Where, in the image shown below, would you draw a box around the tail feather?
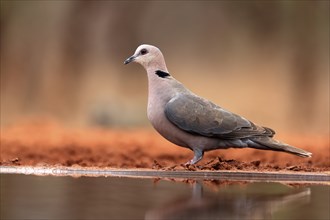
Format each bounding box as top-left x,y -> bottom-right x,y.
249,137 -> 312,158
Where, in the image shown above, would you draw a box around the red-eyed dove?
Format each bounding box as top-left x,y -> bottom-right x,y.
124,44 -> 312,164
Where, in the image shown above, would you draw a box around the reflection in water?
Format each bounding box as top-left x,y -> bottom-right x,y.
145,182 -> 311,220
1,174 -> 328,220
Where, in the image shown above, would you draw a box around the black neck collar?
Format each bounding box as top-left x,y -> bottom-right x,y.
155,70 -> 171,78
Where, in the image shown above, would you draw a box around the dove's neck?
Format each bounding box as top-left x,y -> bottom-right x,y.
144,57 -> 168,74
146,65 -> 171,98
144,57 -> 170,88
145,62 -> 177,119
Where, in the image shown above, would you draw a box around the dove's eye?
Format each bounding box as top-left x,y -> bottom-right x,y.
140,49 -> 148,55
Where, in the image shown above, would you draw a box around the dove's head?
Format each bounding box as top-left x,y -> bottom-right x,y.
124,44 -> 167,71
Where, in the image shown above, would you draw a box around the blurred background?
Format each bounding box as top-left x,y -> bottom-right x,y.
1,1 -> 329,134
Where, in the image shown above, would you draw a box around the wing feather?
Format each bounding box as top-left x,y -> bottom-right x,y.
164,94 -> 274,139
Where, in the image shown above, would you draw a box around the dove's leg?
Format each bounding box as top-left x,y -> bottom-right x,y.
186,148 -> 204,165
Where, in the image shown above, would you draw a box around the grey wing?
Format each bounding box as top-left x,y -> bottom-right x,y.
164,94 -> 274,139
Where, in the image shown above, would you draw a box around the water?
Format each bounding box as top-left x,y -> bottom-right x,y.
1,174 -> 329,220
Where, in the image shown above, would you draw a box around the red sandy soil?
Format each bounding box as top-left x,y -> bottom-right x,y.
1,120 -> 329,172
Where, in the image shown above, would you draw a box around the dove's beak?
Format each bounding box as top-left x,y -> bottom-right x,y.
124,55 -> 137,65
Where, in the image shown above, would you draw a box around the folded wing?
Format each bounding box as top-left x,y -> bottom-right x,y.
165,94 -> 274,139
